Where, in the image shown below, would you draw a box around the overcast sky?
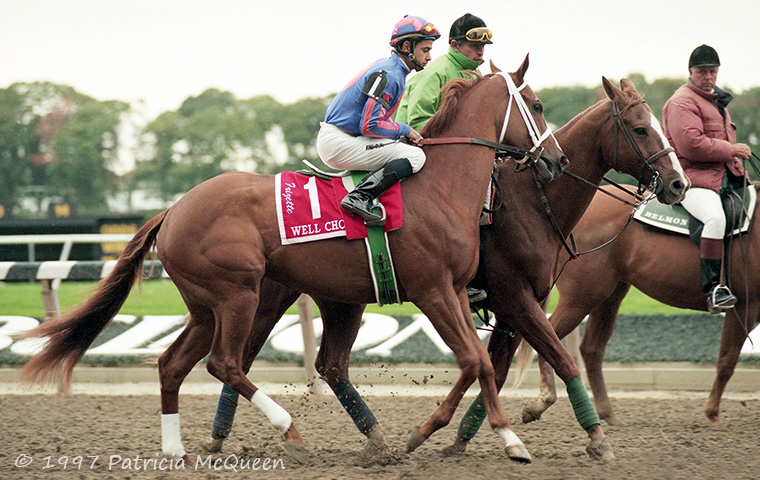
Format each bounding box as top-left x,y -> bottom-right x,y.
2,0 -> 759,118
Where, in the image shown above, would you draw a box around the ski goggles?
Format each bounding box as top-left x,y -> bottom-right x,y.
462,27 -> 493,43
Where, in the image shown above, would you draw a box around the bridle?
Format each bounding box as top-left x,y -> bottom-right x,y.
496,72 -> 555,164
532,98 -> 676,297
421,72 -> 560,171
610,100 -> 673,196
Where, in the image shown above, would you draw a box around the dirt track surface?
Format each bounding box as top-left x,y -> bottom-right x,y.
2,392 -> 759,479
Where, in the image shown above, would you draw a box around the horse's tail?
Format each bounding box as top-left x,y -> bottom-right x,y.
16,209 -> 169,392
511,338 -> 535,389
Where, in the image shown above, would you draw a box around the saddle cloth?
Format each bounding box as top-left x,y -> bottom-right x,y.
275,171 -> 403,245
633,186 -> 756,237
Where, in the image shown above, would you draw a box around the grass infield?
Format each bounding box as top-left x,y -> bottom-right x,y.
1,279 -> 699,318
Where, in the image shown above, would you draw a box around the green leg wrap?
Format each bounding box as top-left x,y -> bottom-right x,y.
566,376 -> 600,433
333,381 -> 377,435
457,393 -> 487,440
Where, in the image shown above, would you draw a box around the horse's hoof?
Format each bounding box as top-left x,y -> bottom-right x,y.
360,440 -> 399,466
586,437 -> 615,461
284,442 -> 308,465
600,413 -> 623,426
441,438 -> 468,457
521,403 -> 542,424
200,437 -> 224,453
705,408 -> 721,426
182,454 -> 195,466
406,427 -> 425,453
505,443 -> 532,463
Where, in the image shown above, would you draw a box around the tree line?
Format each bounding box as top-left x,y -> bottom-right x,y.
1,74 -> 758,217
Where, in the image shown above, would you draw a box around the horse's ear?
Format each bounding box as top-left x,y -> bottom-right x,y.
514,53 -> 530,84
619,78 -> 640,95
490,60 -> 501,74
602,76 -> 625,102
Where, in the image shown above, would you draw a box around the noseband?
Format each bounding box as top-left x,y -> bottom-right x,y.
611,101 -> 674,195
497,72 -> 554,165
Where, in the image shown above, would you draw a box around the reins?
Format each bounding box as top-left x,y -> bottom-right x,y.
419,136 -> 543,164
529,99 -> 670,300
420,72 -> 561,218
419,71 -> 556,165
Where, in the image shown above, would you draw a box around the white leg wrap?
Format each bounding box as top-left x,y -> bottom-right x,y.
161,413 -> 186,459
251,390 -> 292,434
497,427 -> 524,448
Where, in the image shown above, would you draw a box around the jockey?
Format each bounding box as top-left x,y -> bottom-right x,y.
663,44 -> 752,313
395,13 -> 493,303
396,13 -> 493,131
316,15 -> 440,225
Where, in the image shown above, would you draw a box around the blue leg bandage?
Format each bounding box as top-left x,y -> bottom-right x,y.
211,384 -> 240,439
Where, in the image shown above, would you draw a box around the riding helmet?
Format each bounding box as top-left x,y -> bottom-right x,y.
449,13 -> 493,44
390,15 -> 441,46
689,44 -> 720,68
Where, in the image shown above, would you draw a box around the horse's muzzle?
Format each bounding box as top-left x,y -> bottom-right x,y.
535,155 -> 569,183
654,175 -> 689,205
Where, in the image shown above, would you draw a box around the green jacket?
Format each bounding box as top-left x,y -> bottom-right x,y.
395,47 -> 482,131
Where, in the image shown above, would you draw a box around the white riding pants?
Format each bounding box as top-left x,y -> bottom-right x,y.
679,187 -> 726,240
316,123 -> 426,173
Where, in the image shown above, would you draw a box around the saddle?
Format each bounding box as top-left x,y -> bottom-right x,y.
633,183 -> 756,244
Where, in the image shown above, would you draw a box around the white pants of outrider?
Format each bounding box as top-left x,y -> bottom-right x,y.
680,187 -> 725,259
680,186 -> 735,310
316,122 -> 426,173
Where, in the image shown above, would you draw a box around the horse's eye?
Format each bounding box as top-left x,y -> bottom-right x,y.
633,127 -> 647,136
532,103 -> 543,114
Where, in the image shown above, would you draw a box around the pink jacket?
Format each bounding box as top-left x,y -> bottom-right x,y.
662,81 -> 745,192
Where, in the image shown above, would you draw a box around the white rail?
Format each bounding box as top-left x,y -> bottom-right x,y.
0,233 -> 136,290
0,233 -> 134,263
0,234 -> 320,391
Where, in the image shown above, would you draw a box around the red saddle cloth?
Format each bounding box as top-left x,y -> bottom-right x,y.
275,171 -> 403,245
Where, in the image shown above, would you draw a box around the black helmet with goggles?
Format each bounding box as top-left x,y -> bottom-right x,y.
449,13 -> 493,44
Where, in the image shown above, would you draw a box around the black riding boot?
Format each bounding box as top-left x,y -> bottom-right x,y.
341,158 -> 413,225
701,258 -> 737,313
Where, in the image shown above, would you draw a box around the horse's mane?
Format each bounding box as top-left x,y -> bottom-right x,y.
421,71 -> 492,138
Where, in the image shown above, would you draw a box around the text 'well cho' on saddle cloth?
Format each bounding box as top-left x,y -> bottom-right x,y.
274,171 -> 403,245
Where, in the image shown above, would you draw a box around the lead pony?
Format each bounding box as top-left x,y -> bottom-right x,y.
202,76 -> 688,461
522,183 -> 758,427
444,77 -> 689,454
17,57 -> 566,464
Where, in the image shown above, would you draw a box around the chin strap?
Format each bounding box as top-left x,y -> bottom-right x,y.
395,43 -> 425,71
396,50 -> 424,71
409,54 -> 425,72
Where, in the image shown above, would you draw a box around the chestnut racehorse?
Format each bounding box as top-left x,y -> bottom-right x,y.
520,183 -> 758,427
17,57 -> 568,464
201,77 -> 689,461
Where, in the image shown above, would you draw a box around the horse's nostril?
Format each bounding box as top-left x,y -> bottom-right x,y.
671,180 -> 686,193
559,156 -> 569,169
